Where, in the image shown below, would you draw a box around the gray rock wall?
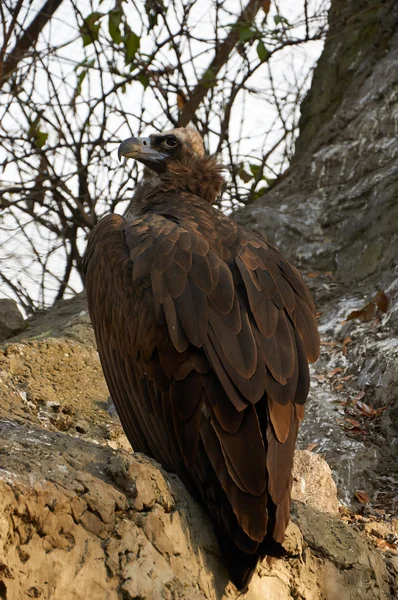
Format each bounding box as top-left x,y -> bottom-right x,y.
237,0 -> 398,504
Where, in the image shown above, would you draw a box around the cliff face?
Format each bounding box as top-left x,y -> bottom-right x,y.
242,0 -> 398,287
0,311 -> 395,600
237,0 -> 398,504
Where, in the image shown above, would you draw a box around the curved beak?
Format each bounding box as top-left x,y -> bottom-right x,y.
118,136 -> 168,173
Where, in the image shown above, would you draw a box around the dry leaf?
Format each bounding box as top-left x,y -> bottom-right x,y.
375,538 -> 396,551
357,400 -> 375,416
342,337 -> 352,355
355,490 -> 371,503
353,390 -> 366,402
373,508 -> 386,516
314,374 -> 326,382
347,303 -> 374,322
306,442 -> 319,452
177,92 -> 186,109
262,0 -> 271,14
347,290 -> 389,322
346,418 -> 362,428
374,290 -> 389,313
344,418 -> 367,434
327,367 -> 344,378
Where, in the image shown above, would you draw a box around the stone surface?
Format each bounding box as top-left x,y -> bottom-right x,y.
236,0 -> 398,505
0,298 -> 27,341
0,417 -> 392,600
0,298 -> 396,598
292,451 -> 339,515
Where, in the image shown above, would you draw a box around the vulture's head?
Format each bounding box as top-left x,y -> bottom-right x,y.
118,127 -> 224,204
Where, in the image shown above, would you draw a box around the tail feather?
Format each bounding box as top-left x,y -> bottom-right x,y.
214,526 -> 259,591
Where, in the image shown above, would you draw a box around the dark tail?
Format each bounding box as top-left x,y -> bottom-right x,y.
215,528 -> 259,591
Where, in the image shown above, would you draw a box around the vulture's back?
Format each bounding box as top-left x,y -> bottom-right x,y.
84,193 -> 319,590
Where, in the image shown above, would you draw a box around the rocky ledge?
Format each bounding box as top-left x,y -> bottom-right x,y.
0,298 -> 396,599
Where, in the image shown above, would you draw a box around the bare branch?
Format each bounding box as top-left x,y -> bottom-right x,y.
177,0 -> 264,126
0,0 -> 65,89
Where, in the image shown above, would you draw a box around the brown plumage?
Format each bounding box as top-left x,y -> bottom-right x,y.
84,127 -> 320,590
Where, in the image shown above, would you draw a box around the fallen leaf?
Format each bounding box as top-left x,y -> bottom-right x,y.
357,400 -> 376,416
355,490 -> 371,503
352,390 -> 366,402
306,442 -> 318,452
341,374 -> 354,381
347,303 -> 375,322
347,291 -> 389,322
314,374 -> 326,382
346,418 -> 362,428
374,290 -> 389,313
343,418 -> 367,434
342,337 -> 352,355
373,405 -> 389,417
327,367 -> 344,378
375,538 -> 396,551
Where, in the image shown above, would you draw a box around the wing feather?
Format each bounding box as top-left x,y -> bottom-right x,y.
84,200 -> 319,587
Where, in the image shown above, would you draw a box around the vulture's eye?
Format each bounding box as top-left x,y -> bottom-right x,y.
164,137 -> 178,148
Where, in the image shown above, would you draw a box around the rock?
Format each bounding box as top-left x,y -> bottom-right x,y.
7,292 -> 95,346
292,450 -> 339,515
0,328 -> 394,598
236,0 -> 398,505
0,420 -> 392,600
0,318 -> 396,599
0,299 -> 27,342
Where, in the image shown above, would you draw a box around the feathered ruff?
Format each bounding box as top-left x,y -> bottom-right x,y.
131,154 -> 225,208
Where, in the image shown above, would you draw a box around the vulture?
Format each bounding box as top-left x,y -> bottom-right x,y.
84,127 -> 320,590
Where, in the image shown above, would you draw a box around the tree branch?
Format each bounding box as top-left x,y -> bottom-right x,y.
177,0 -> 264,127
0,0 -> 64,89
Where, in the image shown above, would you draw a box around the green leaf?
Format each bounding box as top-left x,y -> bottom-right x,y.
145,0 -> 166,31
239,27 -> 255,42
138,73 -> 149,89
249,163 -> 262,178
202,67 -> 216,89
124,32 -> 140,64
237,163 -> 252,183
85,11 -> 103,27
71,69 -> 88,108
252,186 -> 268,201
108,10 -> 123,44
256,40 -> 268,62
28,121 -> 48,149
77,69 -> 88,85
274,15 -> 290,26
80,12 -> 103,46
35,131 -> 48,149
